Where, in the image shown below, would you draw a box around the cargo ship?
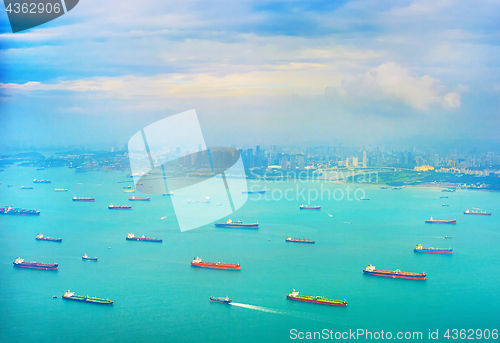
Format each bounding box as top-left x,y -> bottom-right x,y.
414,244 -> 453,254
55,188 -> 68,192
444,236 -> 452,239
425,216 -> 456,224
242,189 -> 267,194
163,192 -> 174,196
82,253 -> 98,261
441,188 -> 456,192
439,196 -> 448,198
129,196 -> 151,201
285,237 -> 315,244
209,296 -> 232,304
300,205 -> 321,210
126,233 -> 162,242
190,257 -> 240,270
13,257 -> 58,270
108,204 -> 131,209
33,179 -> 51,183
73,197 -> 95,202
442,204 -> 449,207
363,264 -> 426,280
360,197 -> 370,200
214,219 -> 259,229
21,186 -> 33,189
464,209 -> 491,216
1,206 -> 40,215
123,189 -> 136,193
36,234 -> 62,242
286,290 -> 347,306
62,290 -> 113,305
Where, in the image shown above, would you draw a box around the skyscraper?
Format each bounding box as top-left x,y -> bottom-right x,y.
281,154 -> 288,170
363,151 -> 367,168
290,155 -> 297,170
298,155 -> 305,170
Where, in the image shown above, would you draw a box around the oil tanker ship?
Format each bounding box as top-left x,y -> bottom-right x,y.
190,257 -> 240,270
73,197 -> 95,202
126,233 -> 162,242
285,237 -> 315,244
363,264 -> 426,280
425,216 -> 456,224
209,296 -> 232,304
286,290 -> 347,306
36,234 -> 62,242
62,290 -> 113,305
214,219 -> 259,229
414,244 -> 453,254
108,204 -> 131,209
300,204 -> 321,210
13,257 -> 58,270
1,206 -> 40,215
128,196 -> 151,201
464,209 -> 491,215
82,253 -> 98,261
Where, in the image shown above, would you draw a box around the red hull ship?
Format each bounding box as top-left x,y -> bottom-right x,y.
13,257 -> 58,270
190,257 -> 240,270
36,234 -> 62,242
363,264 -> 426,280
126,233 -> 162,242
129,196 -> 151,201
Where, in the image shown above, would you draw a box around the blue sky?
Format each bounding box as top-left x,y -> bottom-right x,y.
0,0 -> 499,149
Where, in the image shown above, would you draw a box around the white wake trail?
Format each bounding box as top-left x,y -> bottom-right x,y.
228,302 -> 343,325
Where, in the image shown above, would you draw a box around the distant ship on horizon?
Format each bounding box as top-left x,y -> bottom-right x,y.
464,209 -> 491,215
214,219 -> 259,229
425,216 -> 456,224
36,234 -> 62,242
300,204 -> 321,210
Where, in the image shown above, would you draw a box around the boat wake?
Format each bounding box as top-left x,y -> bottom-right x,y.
229,303 -> 341,324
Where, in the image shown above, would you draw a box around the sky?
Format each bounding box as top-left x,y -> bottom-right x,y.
0,0 -> 499,150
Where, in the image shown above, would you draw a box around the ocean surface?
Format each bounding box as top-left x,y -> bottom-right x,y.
1,166 -> 499,342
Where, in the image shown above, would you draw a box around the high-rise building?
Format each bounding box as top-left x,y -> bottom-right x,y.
298,155 -> 305,169
353,157 -> 358,168
281,154 -> 288,170
363,151 -> 367,168
290,155 -> 297,170
345,158 -> 349,168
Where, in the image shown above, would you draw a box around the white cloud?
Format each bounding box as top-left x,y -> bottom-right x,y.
332,62 -> 461,110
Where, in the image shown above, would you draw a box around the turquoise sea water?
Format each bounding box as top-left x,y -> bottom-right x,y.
0,166 -> 499,342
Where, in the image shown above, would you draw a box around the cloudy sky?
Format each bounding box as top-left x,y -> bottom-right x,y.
0,0 -> 499,150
